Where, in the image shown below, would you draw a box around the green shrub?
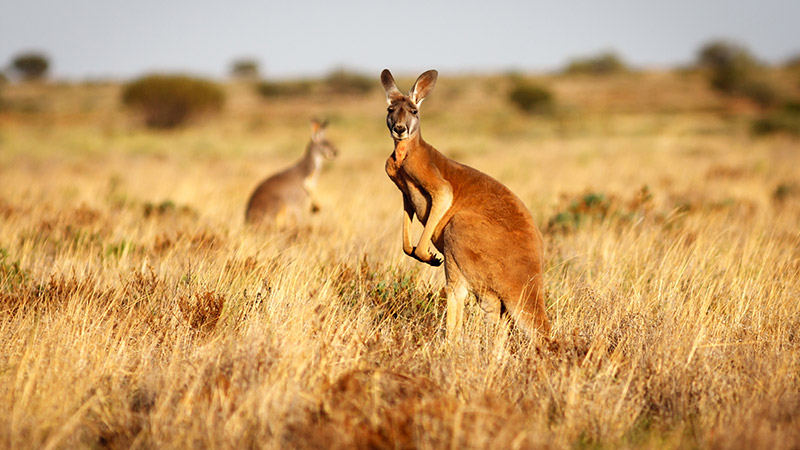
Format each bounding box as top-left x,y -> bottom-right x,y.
547,186 -> 653,233
548,192 -> 612,232
739,79 -> 782,108
324,69 -> 373,95
772,182 -> 799,204
508,81 -> 555,115
697,41 -> 757,71
0,73 -> 5,110
707,58 -> 753,94
784,54 -> 800,70
256,70 -> 372,99
121,74 -> 225,129
700,41 -> 757,94
564,52 -> 628,75
0,247 -> 28,293
752,102 -> 800,136
707,53 -> 758,94
230,59 -> 259,79
256,79 -> 314,98
10,51 -> 49,81
696,40 -> 783,107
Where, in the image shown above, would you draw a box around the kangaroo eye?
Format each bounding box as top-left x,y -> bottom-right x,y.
410,110 -> 418,115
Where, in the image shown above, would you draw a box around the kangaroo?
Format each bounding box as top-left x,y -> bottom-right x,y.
245,120 -> 338,226
381,69 -> 550,339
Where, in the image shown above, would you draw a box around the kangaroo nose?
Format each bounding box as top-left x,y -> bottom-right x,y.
393,124 -> 407,134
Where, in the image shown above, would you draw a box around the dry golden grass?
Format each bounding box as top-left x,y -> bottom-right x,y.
1,71 -> 799,449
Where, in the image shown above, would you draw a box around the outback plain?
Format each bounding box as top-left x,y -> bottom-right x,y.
1,67 -> 800,449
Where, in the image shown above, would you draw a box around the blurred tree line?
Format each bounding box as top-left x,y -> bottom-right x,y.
2,42 -> 799,134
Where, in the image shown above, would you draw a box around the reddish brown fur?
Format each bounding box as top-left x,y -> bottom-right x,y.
382,69 -> 550,338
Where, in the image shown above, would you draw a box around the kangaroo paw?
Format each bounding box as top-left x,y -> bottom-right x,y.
412,247 -> 444,267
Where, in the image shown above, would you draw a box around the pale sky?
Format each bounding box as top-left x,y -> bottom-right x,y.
1,0 -> 798,80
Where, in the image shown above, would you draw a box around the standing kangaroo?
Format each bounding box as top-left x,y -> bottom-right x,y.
245,120 -> 338,226
381,69 -> 550,339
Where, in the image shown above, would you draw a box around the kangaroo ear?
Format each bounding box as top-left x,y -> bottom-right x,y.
312,118 -> 328,130
311,119 -> 326,141
381,69 -> 403,105
409,70 -> 438,106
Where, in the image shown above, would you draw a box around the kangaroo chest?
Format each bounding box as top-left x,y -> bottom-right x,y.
386,156 -> 432,224
300,153 -> 323,195
302,170 -> 320,194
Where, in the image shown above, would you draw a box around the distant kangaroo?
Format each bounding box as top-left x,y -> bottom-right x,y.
245,120 -> 338,226
381,69 -> 550,339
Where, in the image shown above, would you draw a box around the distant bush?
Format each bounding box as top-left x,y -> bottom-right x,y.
122,74 -> 225,129
0,73 -> 6,109
739,79 -> 782,108
696,40 -> 782,107
255,70 -> 373,99
698,41 -> 758,92
10,51 -> 49,81
508,81 -> 555,115
772,182 -> 800,204
564,52 -> 628,75
697,41 -> 757,70
324,69 -> 373,95
230,59 -> 259,80
256,79 -> 314,98
782,54 -> 800,71
752,102 -> 800,136
548,192 -> 612,232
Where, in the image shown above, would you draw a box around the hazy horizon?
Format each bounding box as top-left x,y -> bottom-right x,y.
2,0 -> 799,81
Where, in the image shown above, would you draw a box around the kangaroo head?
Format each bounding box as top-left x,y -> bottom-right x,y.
381,69 -> 438,141
309,119 -> 338,160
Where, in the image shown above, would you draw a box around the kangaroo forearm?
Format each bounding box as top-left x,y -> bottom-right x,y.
402,195 -> 415,255
402,213 -> 414,256
415,188 -> 452,253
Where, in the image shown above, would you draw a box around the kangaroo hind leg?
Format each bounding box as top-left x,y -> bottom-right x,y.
444,261 -> 469,341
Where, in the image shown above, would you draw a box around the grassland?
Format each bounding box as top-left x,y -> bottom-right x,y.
1,70 -> 799,449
